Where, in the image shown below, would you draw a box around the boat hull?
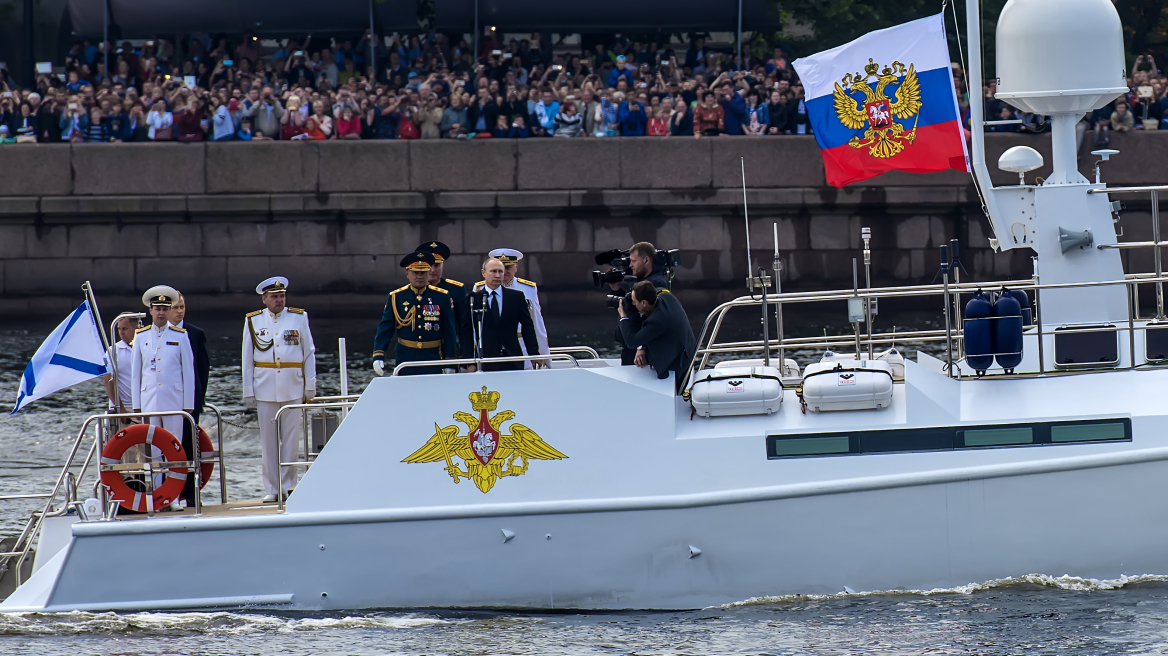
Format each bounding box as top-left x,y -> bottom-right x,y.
11,453 -> 1168,612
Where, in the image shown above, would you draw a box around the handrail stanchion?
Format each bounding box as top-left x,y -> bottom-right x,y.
939,245 -> 954,377
204,403 -> 228,503
1129,279 -> 1138,369
96,416 -> 109,512
774,229 -> 785,370
1153,190 -> 1164,319
184,411 -> 202,517
302,405 -> 309,487
339,337 -> 350,421
1032,257 -> 1044,375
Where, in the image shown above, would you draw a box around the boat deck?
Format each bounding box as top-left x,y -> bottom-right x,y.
115,498 -> 284,520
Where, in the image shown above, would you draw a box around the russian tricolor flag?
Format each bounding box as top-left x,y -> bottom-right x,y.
793,14 -> 969,187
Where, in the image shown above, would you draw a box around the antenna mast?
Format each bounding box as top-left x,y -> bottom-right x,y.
741,157 -> 753,289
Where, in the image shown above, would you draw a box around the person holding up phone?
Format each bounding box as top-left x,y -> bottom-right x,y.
608,55 -> 634,88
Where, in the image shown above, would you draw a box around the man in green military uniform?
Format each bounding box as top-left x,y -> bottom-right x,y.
415,241 -> 471,359
372,252 -> 458,376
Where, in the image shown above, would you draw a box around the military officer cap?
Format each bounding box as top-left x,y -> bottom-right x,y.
401,251 -> 436,271
256,276 -> 289,294
489,248 -> 523,265
416,241 -> 451,263
141,285 -> 179,308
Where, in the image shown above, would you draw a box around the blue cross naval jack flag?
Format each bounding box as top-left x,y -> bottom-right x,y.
11,300 -> 110,414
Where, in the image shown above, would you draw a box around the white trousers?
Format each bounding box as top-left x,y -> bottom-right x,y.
257,399 -> 303,496
148,413 -> 184,440
147,414 -> 185,490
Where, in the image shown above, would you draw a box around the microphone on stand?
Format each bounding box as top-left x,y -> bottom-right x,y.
470,289 -> 485,364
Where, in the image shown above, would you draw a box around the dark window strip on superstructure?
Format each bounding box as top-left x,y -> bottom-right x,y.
766,418 -> 1131,459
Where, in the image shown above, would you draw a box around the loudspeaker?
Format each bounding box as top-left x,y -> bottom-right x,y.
1059,227 -> 1093,254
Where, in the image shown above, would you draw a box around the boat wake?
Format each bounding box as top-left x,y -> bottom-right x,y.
715,573 -> 1168,607
0,610 -> 454,636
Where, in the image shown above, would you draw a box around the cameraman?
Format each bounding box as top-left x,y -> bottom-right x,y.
616,281 -> 696,392
608,242 -> 669,364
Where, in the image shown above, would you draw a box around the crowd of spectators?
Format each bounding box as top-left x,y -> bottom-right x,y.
958,53 -> 1168,149
0,30 -> 1163,146
0,31 -> 815,143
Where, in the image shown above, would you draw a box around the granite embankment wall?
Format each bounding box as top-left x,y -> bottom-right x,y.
0,133 -> 1164,319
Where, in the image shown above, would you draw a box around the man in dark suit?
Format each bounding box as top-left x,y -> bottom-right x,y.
168,292 -> 211,505
469,258 -> 543,372
617,281 -> 696,392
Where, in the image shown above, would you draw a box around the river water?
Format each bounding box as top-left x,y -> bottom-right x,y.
3,313 -> 1168,654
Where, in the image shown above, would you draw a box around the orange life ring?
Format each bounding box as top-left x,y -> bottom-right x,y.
99,424 -> 188,512
196,426 -> 216,490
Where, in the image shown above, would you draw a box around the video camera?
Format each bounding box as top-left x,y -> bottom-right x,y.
591,248 -> 681,289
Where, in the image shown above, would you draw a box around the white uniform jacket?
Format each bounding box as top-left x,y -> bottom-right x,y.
130,323 -> 196,411
504,278 -> 550,356
242,307 -> 317,403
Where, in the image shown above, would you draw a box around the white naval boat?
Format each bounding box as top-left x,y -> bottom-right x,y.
5,0 -> 1168,612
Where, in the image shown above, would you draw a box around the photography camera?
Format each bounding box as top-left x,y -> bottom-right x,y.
591,248 -> 681,288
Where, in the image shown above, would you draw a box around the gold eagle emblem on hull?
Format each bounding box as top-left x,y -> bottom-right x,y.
833,59 -> 923,159
402,386 -> 566,493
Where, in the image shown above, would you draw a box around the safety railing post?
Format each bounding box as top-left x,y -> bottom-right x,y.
204,403 -> 228,504
1153,190 -> 1163,319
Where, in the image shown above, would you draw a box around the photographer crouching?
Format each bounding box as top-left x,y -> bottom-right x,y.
616,281 -> 696,392
594,241 -> 677,365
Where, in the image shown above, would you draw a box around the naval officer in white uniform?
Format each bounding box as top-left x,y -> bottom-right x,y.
131,286 -> 196,438
131,286 -> 196,509
242,276 -> 317,502
475,248 -> 550,369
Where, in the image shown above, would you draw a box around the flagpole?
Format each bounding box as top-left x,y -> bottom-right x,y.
82,281 -> 116,410
82,281 -> 112,355
82,280 -> 115,513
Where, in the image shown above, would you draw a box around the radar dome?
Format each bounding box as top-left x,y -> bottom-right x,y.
995,0 -> 1126,115
998,146 -> 1044,173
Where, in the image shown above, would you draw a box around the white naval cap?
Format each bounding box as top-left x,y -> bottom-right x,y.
142,285 -> 179,308
256,276 -> 289,294
488,248 -> 523,265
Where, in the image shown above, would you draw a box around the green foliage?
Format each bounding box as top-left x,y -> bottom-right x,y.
1116,0 -> 1168,59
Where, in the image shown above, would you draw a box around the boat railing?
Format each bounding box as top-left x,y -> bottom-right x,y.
273,400 -> 358,511
683,272 -> 1168,392
391,353 -> 579,375
549,346 -> 602,359
0,407 -> 231,587
1089,185 -> 1165,319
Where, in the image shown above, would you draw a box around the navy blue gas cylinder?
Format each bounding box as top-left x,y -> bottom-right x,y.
1005,288 -> 1032,326
994,287 -> 1024,373
964,289 -> 994,374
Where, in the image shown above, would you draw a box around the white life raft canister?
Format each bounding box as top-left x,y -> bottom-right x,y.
800,360 -> 894,412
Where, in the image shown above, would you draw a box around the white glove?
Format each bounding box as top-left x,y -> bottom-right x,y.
243,396 -> 256,409
304,388 -> 316,401
373,360 -> 385,377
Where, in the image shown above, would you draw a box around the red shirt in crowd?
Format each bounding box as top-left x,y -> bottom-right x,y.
335,115 -> 362,138
693,103 -> 724,134
174,109 -> 203,142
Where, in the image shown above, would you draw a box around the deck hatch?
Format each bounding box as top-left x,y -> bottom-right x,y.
767,418 -> 1130,459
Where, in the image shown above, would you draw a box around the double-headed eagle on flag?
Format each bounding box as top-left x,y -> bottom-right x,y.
833,58 -> 923,159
